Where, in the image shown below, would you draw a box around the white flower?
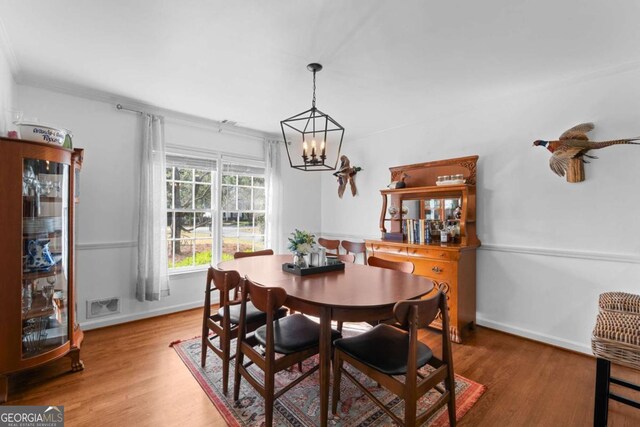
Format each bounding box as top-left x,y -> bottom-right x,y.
296,243 -> 312,254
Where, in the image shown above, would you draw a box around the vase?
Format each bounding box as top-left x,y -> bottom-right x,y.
293,252 -> 308,269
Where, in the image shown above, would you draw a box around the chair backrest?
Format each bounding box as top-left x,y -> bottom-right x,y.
341,240 -> 366,254
206,267 -> 242,309
341,240 -> 367,264
208,267 -> 241,293
393,288 -> 445,330
335,253 -> 356,263
243,277 -> 288,314
233,249 -> 274,259
367,256 -> 415,274
318,238 -> 340,254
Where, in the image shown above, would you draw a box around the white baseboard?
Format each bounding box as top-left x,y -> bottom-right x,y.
79,300 -> 592,355
80,300 -> 202,330
476,315 -> 591,355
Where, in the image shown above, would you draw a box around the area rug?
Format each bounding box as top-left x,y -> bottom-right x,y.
171,332 -> 485,426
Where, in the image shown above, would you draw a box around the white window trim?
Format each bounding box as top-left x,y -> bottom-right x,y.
165,146 -> 266,275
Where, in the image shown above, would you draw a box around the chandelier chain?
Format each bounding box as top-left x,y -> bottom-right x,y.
312,70 -> 316,109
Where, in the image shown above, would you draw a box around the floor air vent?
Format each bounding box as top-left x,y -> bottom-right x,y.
87,297 -> 120,318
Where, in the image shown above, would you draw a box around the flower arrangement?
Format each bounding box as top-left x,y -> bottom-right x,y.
287,229 -> 316,255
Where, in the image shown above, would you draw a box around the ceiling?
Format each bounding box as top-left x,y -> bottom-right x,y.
2,0 -> 640,139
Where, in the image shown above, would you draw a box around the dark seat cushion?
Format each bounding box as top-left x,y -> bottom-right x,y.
218,301 -> 287,325
254,314 -> 342,355
334,324 -> 433,375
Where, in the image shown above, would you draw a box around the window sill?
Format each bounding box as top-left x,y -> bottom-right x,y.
169,266 -> 210,277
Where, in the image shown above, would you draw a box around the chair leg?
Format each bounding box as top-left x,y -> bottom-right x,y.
233,348 -> 244,401
594,358 -> 611,427
337,321 -> 343,332
404,388 -> 417,427
222,334 -> 230,395
298,361 -> 303,372
332,351 -> 343,414
201,335 -> 208,368
264,370 -> 275,427
445,367 -> 457,426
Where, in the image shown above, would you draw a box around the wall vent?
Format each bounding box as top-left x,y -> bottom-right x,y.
86,297 -> 120,319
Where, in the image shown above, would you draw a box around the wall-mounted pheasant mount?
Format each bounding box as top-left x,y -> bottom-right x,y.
533,123 -> 640,183
332,155 -> 362,198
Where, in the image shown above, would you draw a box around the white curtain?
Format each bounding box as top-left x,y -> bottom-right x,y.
136,114 -> 170,301
264,139 -> 283,253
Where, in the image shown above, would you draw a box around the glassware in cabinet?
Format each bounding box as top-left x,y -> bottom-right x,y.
21,158 -> 70,359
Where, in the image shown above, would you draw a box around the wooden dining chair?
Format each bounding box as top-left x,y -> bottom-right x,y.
201,267 -> 286,395
318,238 -> 340,256
341,240 -> 367,264
233,277 -> 342,426
368,255 -> 415,274
332,287 -> 456,426
233,249 -> 274,259
334,253 -> 356,263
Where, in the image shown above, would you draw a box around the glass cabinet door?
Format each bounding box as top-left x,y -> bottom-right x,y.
21,159 -> 69,358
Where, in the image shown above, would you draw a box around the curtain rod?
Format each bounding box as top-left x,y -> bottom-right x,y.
115,103 -> 282,142
116,104 -> 144,114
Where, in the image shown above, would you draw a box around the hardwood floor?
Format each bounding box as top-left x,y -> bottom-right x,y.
3,308 -> 639,426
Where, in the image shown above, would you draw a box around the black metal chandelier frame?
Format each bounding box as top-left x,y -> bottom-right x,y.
281,63 -> 345,172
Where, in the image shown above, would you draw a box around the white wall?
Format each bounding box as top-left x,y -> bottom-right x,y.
320,67 -> 640,353
0,35 -> 17,134
17,85 -> 321,329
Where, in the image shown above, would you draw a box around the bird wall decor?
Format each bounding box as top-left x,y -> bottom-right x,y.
332,155 -> 362,198
388,172 -> 409,189
533,123 -> 640,183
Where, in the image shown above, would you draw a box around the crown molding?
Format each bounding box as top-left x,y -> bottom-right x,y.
0,16 -> 20,79
17,72 -> 282,141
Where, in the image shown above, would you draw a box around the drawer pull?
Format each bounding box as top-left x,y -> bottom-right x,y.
432,266 -> 443,273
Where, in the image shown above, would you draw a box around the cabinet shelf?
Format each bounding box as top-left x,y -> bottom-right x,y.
22,230 -> 62,239
22,264 -> 62,280
22,306 -> 56,321
22,195 -> 63,203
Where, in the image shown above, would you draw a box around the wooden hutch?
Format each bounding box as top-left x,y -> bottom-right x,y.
365,155 -> 480,343
0,137 -> 84,403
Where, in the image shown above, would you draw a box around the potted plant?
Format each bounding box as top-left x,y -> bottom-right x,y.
287,229 -> 316,268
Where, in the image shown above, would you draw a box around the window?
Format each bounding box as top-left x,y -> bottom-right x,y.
166,155 -> 217,270
165,154 -> 267,271
221,162 -> 266,261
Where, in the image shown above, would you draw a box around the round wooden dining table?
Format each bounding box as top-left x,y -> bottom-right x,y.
218,254 -> 434,426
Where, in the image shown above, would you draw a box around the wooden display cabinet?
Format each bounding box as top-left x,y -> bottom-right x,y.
365,155 -> 480,343
0,137 -> 84,403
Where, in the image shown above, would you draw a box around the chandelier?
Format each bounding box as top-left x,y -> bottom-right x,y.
280,63 -> 345,171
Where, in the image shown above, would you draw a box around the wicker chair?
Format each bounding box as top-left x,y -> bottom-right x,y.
591,309 -> 640,426
599,292 -> 640,315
